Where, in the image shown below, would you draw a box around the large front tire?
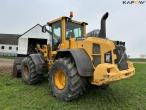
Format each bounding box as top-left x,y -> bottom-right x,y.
21,57 -> 41,85
49,58 -> 85,101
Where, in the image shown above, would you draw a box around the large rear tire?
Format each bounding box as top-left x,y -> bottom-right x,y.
21,57 -> 42,85
49,58 -> 86,101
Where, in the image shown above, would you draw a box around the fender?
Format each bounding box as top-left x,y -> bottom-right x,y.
29,54 -> 48,74
55,49 -> 94,77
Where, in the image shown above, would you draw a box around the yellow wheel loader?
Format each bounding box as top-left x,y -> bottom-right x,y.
13,12 -> 135,101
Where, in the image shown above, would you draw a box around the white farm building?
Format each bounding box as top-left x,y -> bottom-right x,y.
0,34 -> 20,56
0,24 -> 52,57
18,24 -> 52,55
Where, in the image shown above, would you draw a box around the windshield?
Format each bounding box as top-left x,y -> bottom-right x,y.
66,22 -> 83,39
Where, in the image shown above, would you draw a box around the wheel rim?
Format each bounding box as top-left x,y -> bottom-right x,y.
54,68 -> 66,90
24,65 -> 29,79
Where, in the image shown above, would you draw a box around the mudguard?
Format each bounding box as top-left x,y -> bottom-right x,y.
29,54 -> 48,74
55,48 -> 94,77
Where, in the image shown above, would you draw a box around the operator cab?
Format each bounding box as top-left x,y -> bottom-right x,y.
47,16 -> 87,50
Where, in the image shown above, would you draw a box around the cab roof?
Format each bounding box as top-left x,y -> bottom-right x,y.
47,16 -> 88,26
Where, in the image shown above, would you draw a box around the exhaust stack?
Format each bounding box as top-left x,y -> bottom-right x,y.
98,12 -> 109,38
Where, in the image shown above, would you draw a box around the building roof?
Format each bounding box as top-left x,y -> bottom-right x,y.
0,34 -> 20,45
19,24 -> 52,38
0,24 -> 51,45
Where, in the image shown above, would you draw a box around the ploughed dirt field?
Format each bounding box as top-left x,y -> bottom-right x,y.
0,58 -> 14,73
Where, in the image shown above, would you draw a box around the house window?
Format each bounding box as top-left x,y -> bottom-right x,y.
1,46 -> 5,49
9,46 -> 12,50
16,47 -> 18,50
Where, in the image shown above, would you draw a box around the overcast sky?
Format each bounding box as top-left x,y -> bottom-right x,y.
0,0 -> 145,57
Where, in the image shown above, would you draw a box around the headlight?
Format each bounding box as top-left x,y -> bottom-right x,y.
104,51 -> 112,63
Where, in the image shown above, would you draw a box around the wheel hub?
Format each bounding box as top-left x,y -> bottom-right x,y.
54,68 -> 66,90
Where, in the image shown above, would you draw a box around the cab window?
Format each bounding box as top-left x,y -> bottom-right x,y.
66,22 -> 83,39
52,22 -> 61,50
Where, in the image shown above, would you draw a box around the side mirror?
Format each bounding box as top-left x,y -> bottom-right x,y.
42,25 -> 47,33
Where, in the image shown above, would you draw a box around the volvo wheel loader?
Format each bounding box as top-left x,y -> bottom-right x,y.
13,12 -> 135,101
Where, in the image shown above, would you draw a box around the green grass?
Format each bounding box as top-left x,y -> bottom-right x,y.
129,58 -> 146,62
0,64 -> 146,110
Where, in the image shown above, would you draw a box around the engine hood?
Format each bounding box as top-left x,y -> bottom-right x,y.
75,37 -> 117,65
